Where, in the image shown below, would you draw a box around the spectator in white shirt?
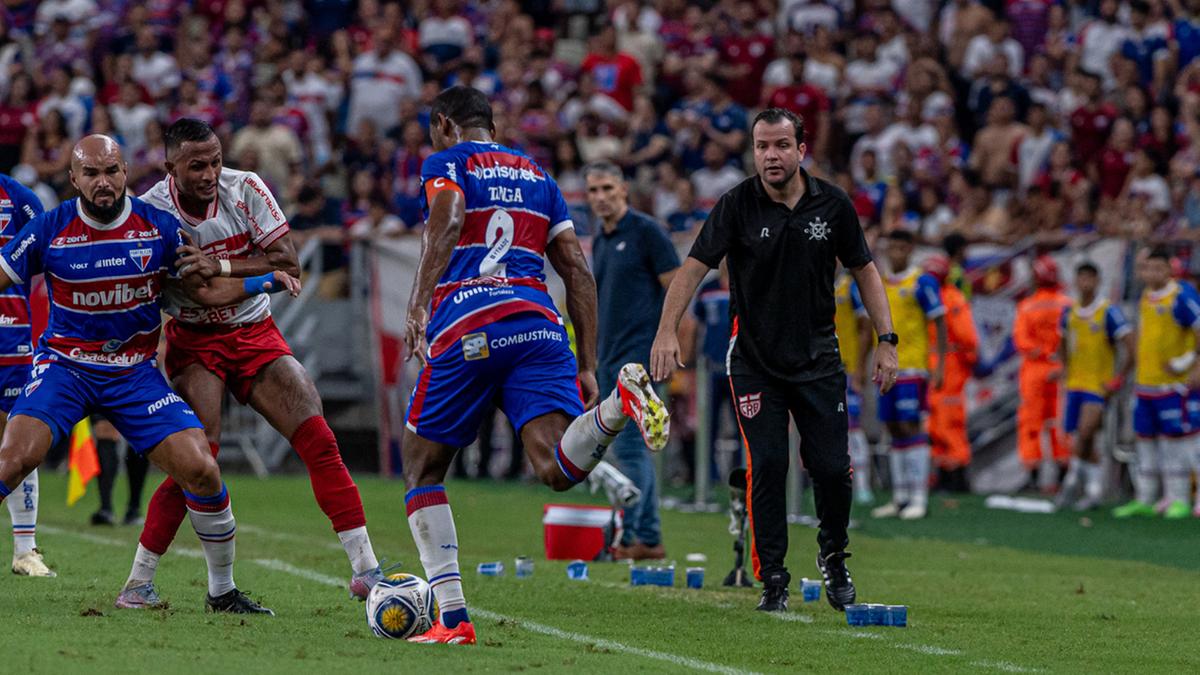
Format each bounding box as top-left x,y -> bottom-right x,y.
36,66 -> 86,141
1016,102 -> 1063,195
1078,0 -> 1128,86
962,16 -> 1024,79
109,81 -> 158,155
346,26 -> 423,139
1124,147 -> 1170,215
691,142 -> 744,211
419,0 -> 473,67
231,98 -> 304,204
34,0 -> 96,34
131,27 -> 179,99
283,51 -> 343,167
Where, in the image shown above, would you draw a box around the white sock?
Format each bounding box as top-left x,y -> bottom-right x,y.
1134,438 -> 1160,505
405,485 -> 465,618
7,469 -> 37,556
1061,457 -> 1082,499
337,526 -> 379,575
554,391 -> 628,483
126,543 -> 161,585
849,429 -> 871,494
1161,437 -> 1191,503
906,443 -> 931,508
1082,461 -> 1103,501
889,448 -> 910,505
185,485 -> 237,597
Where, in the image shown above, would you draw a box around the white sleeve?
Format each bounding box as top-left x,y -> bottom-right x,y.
242,172 -> 291,248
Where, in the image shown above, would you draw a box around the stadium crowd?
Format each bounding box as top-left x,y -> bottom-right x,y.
7,0 -> 1200,508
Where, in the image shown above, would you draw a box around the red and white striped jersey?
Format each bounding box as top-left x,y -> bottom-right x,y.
141,167 -> 290,325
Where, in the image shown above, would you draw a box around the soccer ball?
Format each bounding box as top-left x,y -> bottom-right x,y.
365,573 -> 436,639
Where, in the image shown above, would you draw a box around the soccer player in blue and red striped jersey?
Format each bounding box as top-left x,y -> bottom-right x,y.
400,87 -> 670,645
0,173 -> 51,577
0,136 -> 297,614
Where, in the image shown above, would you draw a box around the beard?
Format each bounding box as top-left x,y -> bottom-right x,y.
80,190 -> 127,223
763,163 -> 799,189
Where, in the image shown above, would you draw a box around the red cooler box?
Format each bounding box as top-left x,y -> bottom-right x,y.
542,504 -> 619,560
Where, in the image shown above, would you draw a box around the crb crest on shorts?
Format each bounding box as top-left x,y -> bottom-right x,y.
738,392 -> 762,419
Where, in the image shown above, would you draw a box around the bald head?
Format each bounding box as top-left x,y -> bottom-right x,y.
70,134 -> 128,223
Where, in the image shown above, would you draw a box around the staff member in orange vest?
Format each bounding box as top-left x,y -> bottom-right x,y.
923,255 -> 978,493
1013,256 -> 1072,491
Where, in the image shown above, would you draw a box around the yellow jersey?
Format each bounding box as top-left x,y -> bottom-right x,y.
835,274 -> 867,377
1065,298 -> 1130,396
884,268 -> 945,373
1135,281 -> 1200,388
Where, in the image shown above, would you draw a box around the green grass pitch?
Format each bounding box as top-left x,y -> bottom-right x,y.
3,473 -> 1198,673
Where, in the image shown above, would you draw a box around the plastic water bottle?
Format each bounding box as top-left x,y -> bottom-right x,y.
566,560 -> 589,580
844,604 -> 869,626
885,605 -> 908,627
800,578 -> 822,602
514,556 -> 534,578
477,561 -> 505,576
685,567 -> 704,589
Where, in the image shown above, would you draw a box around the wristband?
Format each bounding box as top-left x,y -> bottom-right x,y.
219,259 -> 232,277
243,273 -> 284,295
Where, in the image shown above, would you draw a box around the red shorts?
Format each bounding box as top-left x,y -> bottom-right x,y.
164,316 -> 293,404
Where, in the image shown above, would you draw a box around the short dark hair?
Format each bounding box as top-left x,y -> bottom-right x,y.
431,85 -> 494,131
1076,261 -> 1099,276
164,118 -> 216,155
887,230 -> 915,244
751,108 -> 805,145
943,232 -> 967,257
1147,245 -> 1174,262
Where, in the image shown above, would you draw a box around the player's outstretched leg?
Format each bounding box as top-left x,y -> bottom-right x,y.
120,440 -> 219,607
126,430 -> 271,615
402,432 -> 475,645
8,470 -> 53,577
247,358 -> 382,598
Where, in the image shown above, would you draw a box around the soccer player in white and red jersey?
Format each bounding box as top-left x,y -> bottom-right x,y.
115,119 -> 383,609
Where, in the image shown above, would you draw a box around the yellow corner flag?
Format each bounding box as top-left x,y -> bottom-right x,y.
66,418 -> 100,506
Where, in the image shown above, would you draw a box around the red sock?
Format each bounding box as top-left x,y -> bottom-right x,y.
292,416 -> 366,532
139,442 -> 220,555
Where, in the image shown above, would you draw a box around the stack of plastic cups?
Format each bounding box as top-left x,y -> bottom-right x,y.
800,578 -> 822,602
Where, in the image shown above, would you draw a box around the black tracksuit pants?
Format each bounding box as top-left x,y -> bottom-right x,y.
729,367 -> 852,588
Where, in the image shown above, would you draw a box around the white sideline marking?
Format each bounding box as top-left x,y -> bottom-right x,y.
469,608 -> 757,675
239,524 -> 343,551
42,524 -> 756,675
970,660 -> 1039,673
766,612 -> 814,623
41,525 -> 204,559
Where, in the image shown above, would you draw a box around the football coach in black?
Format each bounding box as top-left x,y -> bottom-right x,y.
651,108 -> 898,612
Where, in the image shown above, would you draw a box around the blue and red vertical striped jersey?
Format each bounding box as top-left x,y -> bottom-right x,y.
419,141 -> 575,358
0,174 -> 43,367
0,197 -> 184,370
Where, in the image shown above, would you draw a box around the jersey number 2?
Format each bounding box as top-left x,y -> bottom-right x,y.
480,209 -> 513,277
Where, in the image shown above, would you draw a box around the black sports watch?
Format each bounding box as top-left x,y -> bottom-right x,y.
878,332 -> 899,346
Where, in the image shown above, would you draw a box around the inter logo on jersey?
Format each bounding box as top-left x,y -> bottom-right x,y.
129,248 -> 152,271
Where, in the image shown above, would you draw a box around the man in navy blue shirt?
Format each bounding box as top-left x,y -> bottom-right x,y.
587,161 -> 680,560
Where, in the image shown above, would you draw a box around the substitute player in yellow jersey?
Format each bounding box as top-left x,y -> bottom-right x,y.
1055,262 -> 1133,511
1115,247 -> 1200,519
872,231 -> 947,520
835,270 -> 873,504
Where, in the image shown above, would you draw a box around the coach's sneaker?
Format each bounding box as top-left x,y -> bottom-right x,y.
1112,500 -> 1156,518
817,552 -> 856,611
408,621 -> 477,645
206,588 -> 275,616
115,581 -> 164,609
12,549 -> 55,577
587,460 -> 642,508
870,502 -> 901,518
617,363 -> 670,452
899,502 -> 927,520
756,581 -> 789,612
1163,500 -> 1191,520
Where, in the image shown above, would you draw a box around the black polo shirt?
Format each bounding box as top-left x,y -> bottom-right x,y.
593,208 -> 681,391
688,169 -> 872,383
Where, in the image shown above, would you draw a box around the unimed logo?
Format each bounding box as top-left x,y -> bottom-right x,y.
71,280 -> 154,307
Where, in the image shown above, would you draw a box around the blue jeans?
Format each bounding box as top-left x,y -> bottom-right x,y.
610,424 -> 661,547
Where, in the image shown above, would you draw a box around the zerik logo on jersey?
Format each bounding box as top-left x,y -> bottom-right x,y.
805,217 -> 829,241
129,248 -> 152,271
462,332 -> 489,361
123,228 -> 159,239
737,392 -> 762,419
71,279 -> 154,307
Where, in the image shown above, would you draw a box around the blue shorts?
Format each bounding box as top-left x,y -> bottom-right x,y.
0,364 -> 30,414
9,360 -> 203,454
1133,389 -> 1195,439
845,376 -> 861,429
878,377 -> 926,424
1063,390 -> 1104,434
405,314 -> 584,447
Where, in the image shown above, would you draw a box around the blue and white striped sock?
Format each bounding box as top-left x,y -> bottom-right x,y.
184,484 -> 236,597
7,470 -> 38,556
